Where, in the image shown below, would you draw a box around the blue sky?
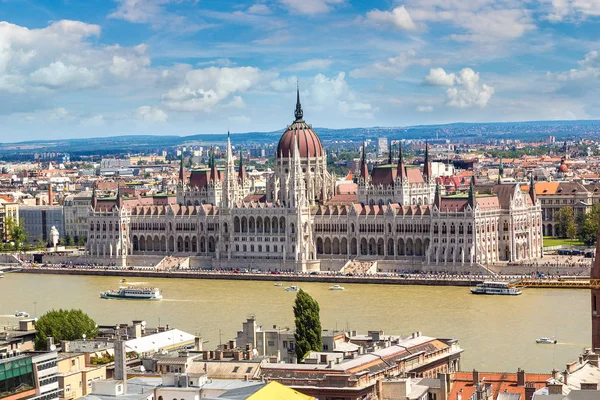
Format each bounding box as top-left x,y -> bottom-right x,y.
1,0 -> 600,141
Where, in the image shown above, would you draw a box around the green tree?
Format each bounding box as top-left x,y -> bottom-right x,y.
66,235 -> 75,246
34,309 -> 98,350
294,289 -> 322,361
556,207 -> 576,238
578,206 -> 600,246
6,217 -> 28,250
34,238 -> 45,249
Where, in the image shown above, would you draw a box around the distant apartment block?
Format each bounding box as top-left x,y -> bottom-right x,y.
19,205 -> 64,243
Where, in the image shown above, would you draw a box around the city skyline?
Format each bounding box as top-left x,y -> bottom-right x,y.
1,0 -> 600,140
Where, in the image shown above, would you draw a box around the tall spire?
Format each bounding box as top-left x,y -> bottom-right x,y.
359,142 -> 368,182
238,148 -> 247,183
209,146 -> 219,182
91,185 -> 97,210
468,175 -> 476,208
397,142 -> 407,183
116,183 -> 122,209
529,173 -> 536,204
423,141 -> 432,181
434,181 -> 442,209
388,141 -> 393,165
178,152 -> 185,187
294,80 -> 303,121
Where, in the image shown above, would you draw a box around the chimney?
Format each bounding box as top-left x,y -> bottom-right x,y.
194,337 -> 203,352
229,340 -> 235,349
547,383 -> 563,395
327,360 -> 334,368
46,337 -> 55,350
517,368 -> 525,386
563,370 -> 568,386
215,350 -> 223,360
551,369 -> 559,380
525,383 -> 536,400
472,369 -> 479,385
114,340 -> 127,394
320,354 -> 328,364
48,184 -> 53,205
202,350 -> 209,360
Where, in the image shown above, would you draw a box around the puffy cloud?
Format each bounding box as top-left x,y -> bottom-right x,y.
417,105 -> 434,112
247,4 -> 271,14
109,0 -> 166,23
81,114 -> 105,126
136,106 -> 168,122
161,66 -> 276,112
365,6 -> 417,31
543,0 -> 600,22
350,50 -> 430,78
424,68 -> 456,86
310,72 -> 375,118
287,59 -> 333,72
556,50 -> 600,81
277,0 -> 344,15
49,107 -> 70,121
445,68 -> 495,108
29,62 -> 98,89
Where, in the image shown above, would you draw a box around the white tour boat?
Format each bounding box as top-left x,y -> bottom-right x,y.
536,337 -> 557,344
274,282 -> 283,287
15,311 -> 29,317
285,285 -> 300,292
470,281 -> 522,295
100,287 -> 162,300
329,285 -> 345,291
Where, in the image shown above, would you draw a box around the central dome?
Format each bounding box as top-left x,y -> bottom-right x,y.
276,88 -> 324,159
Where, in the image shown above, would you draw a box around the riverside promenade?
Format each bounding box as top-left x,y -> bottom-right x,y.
6,263 -> 593,288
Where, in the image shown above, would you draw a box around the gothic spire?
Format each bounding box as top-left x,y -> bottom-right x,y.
91,184 -> 97,210
294,81 -> 303,121
423,141 -> 432,181
238,148 -> 247,183
529,173 -> 536,204
116,183 -> 122,209
397,141 -> 407,183
434,181 -> 442,209
388,141 -> 393,165
498,153 -> 504,182
359,142 -> 369,182
178,152 -> 185,187
468,175 -> 476,209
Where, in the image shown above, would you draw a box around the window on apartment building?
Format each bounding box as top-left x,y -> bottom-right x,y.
232,367 -> 239,373
71,360 -> 75,366
267,341 -> 275,347
66,385 -> 71,393
88,379 -> 92,389
79,381 -> 82,388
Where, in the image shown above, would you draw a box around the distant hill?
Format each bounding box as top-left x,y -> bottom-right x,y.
1,120 -> 600,158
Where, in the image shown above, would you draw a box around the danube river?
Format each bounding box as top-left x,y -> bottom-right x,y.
0,273 -> 590,372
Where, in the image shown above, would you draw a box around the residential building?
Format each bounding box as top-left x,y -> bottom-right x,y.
0,347 -> 61,400
63,193 -> 92,241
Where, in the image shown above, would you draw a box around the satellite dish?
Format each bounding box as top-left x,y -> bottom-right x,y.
50,345 -> 57,351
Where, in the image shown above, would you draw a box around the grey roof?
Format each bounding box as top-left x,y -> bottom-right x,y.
216,382 -> 266,399
497,393 -> 521,400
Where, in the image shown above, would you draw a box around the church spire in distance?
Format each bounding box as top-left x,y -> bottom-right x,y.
294,80 -> 303,121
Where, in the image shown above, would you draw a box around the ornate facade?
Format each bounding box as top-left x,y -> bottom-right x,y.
86,91 -> 543,271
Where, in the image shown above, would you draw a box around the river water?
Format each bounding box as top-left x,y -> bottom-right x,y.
0,273 -> 590,373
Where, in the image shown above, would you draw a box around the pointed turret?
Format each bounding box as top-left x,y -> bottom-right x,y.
91,185 -> 97,210
468,175 -> 476,209
434,181 -> 442,209
178,152 -> 185,187
423,141 -> 432,181
499,153 -> 504,177
238,149 -> 247,183
294,81 -> 303,122
359,142 -> 368,182
116,183 -> 122,209
388,141 -> 393,165
529,173 -> 536,204
209,146 -> 219,182
397,142 -> 407,183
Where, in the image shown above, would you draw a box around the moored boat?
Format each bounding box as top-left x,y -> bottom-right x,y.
536,337 -> 557,344
329,285 -> 345,291
15,311 -> 29,317
285,285 -> 300,292
100,287 -> 162,300
274,282 -> 283,287
470,281 -> 521,295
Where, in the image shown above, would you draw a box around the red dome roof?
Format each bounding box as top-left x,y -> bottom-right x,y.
276,121 -> 324,158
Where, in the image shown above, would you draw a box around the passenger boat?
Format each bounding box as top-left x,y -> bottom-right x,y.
470,281 -> 521,295
536,337 -> 557,344
15,311 -> 29,317
100,287 -> 162,300
120,278 -> 127,284
285,285 -> 300,292
329,285 -> 345,291
274,282 -> 283,287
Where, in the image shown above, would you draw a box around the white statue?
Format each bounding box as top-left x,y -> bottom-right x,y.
50,226 -> 59,249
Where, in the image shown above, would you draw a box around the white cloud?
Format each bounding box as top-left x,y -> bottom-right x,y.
287,59 -> 333,72
417,105 -> 434,112
161,66 -> 276,112
556,50 -> 600,81
49,107 -> 70,121
109,0 -> 166,23
81,114 -> 105,126
543,0 -> 600,22
365,6 -> 417,31
445,68 -> 495,108
278,0 -> 344,15
136,106 -> 168,122
29,62 -> 98,89
247,4 -> 271,14
310,72 -> 375,118
350,50 -> 430,78
424,68 -> 456,86
397,0 -> 535,43
228,115 -> 251,123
